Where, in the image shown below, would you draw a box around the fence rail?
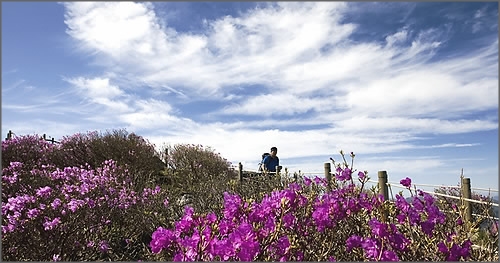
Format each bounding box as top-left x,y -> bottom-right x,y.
364,179 -> 497,193
410,182 -> 498,193
411,183 -> 461,189
380,182 -> 499,207
5,130 -> 60,144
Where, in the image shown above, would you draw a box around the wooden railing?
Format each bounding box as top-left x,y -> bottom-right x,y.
5,130 -> 60,144
238,162 -> 499,224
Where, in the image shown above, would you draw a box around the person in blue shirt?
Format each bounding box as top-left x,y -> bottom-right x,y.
261,146 -> 280,173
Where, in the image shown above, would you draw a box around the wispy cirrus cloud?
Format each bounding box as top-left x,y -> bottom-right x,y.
58,1 -> 497,149
65,77 -> 132,113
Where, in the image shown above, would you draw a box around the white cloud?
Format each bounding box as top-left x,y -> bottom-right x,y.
56,76 -> 192,132
64,2 -> 166,58
65,77 -> 131,113
386,29 -> 408,47
328,117 -> 497,134
358,158 -> 445,178
219,94 -> 333,116
425,143 -> 481,148
58,1 -> 497,163
343,70 -> 497,118
2,79 -> 26,93
474,9 -> 485,19
63,2 -> 357,96
67,77 -> 123,98
4,119 -> 91,140
118,99 -> 187,130
62,2 -> 497,118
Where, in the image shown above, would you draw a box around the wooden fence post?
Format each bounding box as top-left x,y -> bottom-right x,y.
324,163 -> 331,181
378,171 -> 389,201
324,163 -> 331,190
461,177 -> 473,223
238,162 -> 243,182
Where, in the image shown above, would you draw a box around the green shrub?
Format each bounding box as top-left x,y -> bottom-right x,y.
159,143 -> 238,217
53,129 -> 165,191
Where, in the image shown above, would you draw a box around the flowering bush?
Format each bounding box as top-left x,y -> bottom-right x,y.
433,184 -> 499,258
2,133 -> 173,261
150,152 -> 498,261
2,134 -> 498,261
1,158 -> 172,261
2,134 -> 56,171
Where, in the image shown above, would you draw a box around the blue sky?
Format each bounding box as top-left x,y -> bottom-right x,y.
2,2 -> 498,194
